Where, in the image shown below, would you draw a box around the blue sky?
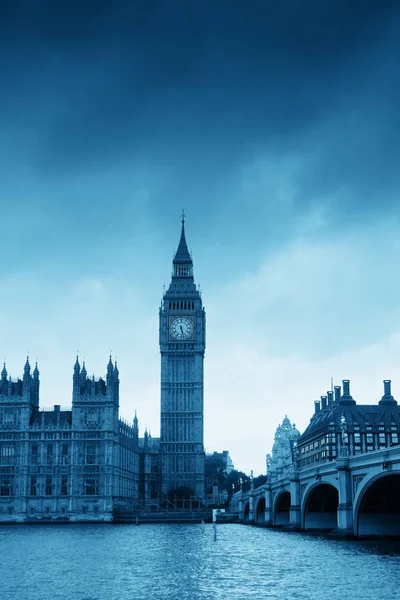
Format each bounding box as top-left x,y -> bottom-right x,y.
1,1 -> 400,474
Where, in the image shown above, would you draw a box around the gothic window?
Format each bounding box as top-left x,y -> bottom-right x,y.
45,476 -> 52,496
31,443 -> 38,465
61,476 -> 68,496
30,476 -> 37,496
391,433 -> 399,444
0,475 -> 11,496
0,445 -> 14,466
62,443 -> 69,464
47,443 -> 53,465
85,443 -> 97,465
84,477 -> 99,495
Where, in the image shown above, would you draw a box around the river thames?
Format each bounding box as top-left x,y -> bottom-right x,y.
1,524 -> 399,600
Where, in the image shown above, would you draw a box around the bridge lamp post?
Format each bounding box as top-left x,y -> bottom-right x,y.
340,415 -> 349,457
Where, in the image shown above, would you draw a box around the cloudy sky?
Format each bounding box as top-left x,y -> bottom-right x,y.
1,1 -> 400,474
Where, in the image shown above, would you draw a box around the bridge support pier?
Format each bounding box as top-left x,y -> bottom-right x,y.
289,474 -> 301,530
248,491 -> 255,524
238,497 -> 243,523
264,484 -> 273,525
336,455 -> 354,535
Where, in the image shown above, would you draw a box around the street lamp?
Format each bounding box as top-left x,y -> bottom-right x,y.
340,414 -> 348,456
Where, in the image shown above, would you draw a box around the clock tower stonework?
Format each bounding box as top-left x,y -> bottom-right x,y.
159,215 -> 205,498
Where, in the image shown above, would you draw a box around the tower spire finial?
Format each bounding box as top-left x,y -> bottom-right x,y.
181,208 -> 185,225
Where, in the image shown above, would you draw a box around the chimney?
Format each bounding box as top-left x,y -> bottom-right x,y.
314,400 -> 321,414
334,386 -> 341,404
384,380 -> 391,396
379,379 -> 397,405
342,380 -> 350,396
321,395 -> 327,410
340,379 -> 356,404
327,391 -> 333,406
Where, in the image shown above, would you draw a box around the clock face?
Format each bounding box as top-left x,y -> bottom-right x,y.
169,316 -> 195,340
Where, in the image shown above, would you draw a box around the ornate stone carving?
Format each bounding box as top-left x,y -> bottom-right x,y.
352,474 -> 366,498
301,483 -> 308,499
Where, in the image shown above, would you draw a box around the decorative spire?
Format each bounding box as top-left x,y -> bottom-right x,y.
24,356 -> 31,375
74,355 -> 80,375
133,410 -> 138,427
107,355 -> 113,375
173,211 -> 193,274
33,362 -> 39,379
1,362 -> 7,381
114,360 -> 119,378
81,361 -> 87,379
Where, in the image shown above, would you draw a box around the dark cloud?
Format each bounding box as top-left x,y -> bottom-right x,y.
0,0 -> 399,259
1,2 -> 398,159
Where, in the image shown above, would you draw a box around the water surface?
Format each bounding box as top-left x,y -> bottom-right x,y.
1,524 -> 399,600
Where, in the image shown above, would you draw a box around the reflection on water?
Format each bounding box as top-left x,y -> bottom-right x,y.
1,524 -> 399,600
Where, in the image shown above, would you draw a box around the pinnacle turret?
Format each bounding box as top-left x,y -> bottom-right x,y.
24,356 -> 30,375
107,355 -> 113,376
1,362 -> 7,381
33,362 -> 39,379
81,361 -> 87,380
74,356 -> 80,375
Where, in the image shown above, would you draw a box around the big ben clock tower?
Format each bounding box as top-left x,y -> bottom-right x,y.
159,213 -> 205,498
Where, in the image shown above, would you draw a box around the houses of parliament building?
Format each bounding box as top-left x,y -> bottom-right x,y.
0,218 -> 206,522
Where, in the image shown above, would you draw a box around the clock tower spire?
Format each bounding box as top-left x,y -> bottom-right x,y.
172,210 -> 193,278
159,213 -> 205,499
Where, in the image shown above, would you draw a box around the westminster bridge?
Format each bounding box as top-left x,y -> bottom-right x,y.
238,444 -> 400,537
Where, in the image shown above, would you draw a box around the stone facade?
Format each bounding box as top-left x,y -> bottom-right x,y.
0,357 -> 160,523
0,218 -> 206,522
266,416 -> 300,481
297,379 -> 400,467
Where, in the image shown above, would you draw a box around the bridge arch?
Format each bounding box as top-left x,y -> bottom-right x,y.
302,482 -> 338,531
256,495 -> 266,525
273,490 -> 291,526
243,501 -> 250,523
355,473 -> 400,537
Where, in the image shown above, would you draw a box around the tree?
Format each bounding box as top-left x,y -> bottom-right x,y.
205,453 -> 228,494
